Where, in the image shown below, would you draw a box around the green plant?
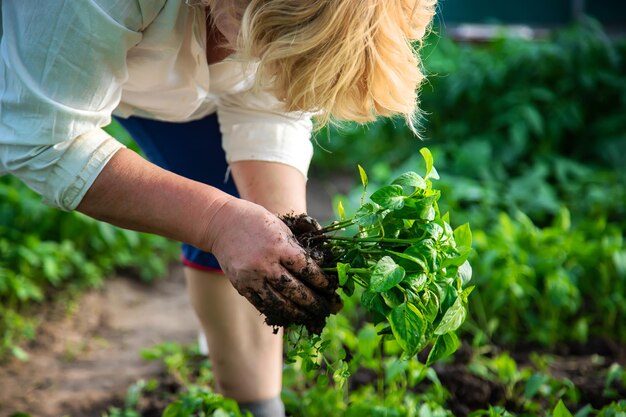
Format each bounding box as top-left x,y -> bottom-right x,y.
295,148 -> 473,362
467,209 -> 626,347
313,21 -> 626,175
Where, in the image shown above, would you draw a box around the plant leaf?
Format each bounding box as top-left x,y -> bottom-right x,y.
453,223 -> 473,248
337,262 -> 350,286
420,147 -> 440,179
337,200 -> 346,221
362,290 -> 390,317
355,202 -> 381,227
406,273 -> 428,292
420,147 -> 433,178
370,185 -> 405,210
358,164 -> 368,189
553,400 -> 574,417
457,260 -> 473,286
370,256 -> 406,292
392,172 -> 427,189
426,333 -> 460,365
434,296 -> 467,335
388,302 -> 425,356
382,286 -> 405,308
386,249 -> 427,271
442,246 -> 472,268
409,239 -> 437,272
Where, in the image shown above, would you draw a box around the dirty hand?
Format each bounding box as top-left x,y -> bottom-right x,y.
205,197 -> 342,326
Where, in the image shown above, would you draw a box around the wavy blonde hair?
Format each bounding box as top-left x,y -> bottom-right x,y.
204,0 -> 437,128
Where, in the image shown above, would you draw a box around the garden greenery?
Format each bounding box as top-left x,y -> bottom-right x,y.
311,148 -> 473,362
2,18 -> 625,417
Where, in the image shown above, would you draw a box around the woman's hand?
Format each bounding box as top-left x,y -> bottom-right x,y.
78,150 -> 340,328
205,196 -> 341,328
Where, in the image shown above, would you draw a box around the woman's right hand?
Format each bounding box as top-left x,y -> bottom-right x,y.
204,197 -> 342,328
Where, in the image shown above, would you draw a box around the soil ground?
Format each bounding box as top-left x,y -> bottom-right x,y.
0,177 -> 353,417
0,268 -> 198,417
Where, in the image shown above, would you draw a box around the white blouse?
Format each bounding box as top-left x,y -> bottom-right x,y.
0,0 -> 314,211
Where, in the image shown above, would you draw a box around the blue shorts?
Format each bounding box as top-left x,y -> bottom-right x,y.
116,113 -> 238,272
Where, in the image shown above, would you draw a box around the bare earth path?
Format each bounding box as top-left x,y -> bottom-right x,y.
0,177 -> 354,417
0,268 -> 198,417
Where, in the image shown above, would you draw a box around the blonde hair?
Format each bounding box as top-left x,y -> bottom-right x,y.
204,0 -> 437,128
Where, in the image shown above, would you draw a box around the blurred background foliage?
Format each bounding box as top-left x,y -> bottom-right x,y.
312,19 -> 626,349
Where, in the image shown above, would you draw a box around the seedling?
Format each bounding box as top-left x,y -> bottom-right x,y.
285,148 -> 473,363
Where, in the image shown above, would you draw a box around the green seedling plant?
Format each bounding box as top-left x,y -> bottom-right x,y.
304,148 -> 473,364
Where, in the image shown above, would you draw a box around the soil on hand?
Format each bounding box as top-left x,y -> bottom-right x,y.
254,213 -> 339,335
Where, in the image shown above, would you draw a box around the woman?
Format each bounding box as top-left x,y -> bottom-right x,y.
0,0 -> 436,415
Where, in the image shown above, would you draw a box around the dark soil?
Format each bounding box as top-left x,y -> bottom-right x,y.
0,269 -> 198,417
249,213 -> 340,335
432,342 -> 626,417
115,340 -> 626,417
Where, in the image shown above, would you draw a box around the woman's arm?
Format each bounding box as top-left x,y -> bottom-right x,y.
77,149 -> 338,322
229,160 -> 307,215
77,148 -> 227,251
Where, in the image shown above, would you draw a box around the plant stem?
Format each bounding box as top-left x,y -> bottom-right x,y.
322,267 -> 369,274
325,236 -> 415,245
320,219 -> 355,232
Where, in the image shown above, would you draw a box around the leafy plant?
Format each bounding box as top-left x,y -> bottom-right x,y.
295,148 -> 473,362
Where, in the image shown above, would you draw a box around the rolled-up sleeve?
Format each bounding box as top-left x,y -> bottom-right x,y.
217,88 -> 314,179
0,0 -> 149,210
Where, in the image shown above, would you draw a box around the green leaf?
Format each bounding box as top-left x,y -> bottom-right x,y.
523,373 -> 548,399
393,194 -> 438,220
358,164 -> 368,189
385,359 -> 409,383
370,256 -> 406,292
382,286 -> 405,308
420,147 -> 434,178
337,262 -> 350,286
386,249 -> 427,271
163,401 -> 183,417
370,185 -> 405,210
388,302 -> 425,356
422,294 -> 440,322
392,172 -> 427,189
422,223 -> 445,241
355,202 -> 381,227
434,296 -> 467,335
552,400 -> 574,417
337,200 -> 346,221
410,239 -> 437,272
362,290 -> 390,317
11,346 -> 29,361
442,246 -> 472,268
453,223 -> 472,248
406,273 -> 428,292
43,257 -> 61,285
357,325 -> 381,360
358,164 -> 369,205
316,373 -> 329,388
333,359 -> 350,390
457,260 -> 473,286
419,147 -> 440,180
426,333 -> 460,365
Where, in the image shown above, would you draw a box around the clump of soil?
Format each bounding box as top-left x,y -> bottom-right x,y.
280,213 -> 331,266
256,213 -> 340,335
